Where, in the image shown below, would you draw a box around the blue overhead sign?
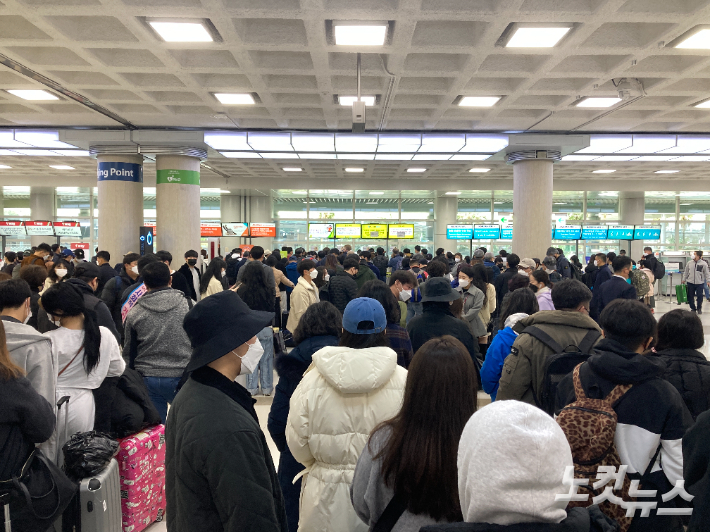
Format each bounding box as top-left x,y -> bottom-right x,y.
97,162 -> 143,183
607,225 -> 634,239
500,225 -> 513,240
554,225 -> 582,240
634,226 -> 661,240
446,225 -> 473,239
474,225 -> 501,240
582,226 -> 609,240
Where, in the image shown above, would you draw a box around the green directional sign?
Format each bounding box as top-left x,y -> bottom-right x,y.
156,169 -> 200,185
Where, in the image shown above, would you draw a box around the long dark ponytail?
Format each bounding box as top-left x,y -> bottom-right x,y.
41,282 -> 102,374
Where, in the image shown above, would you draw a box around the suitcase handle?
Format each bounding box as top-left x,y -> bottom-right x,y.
57,396 -> 69,409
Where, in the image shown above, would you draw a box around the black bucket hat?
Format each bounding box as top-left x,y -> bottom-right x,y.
183,290 -> 273,373
421,277 -> 462,303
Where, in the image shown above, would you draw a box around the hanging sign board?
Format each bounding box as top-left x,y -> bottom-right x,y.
25,221 -> 55,236
250,223 -> 277,238
53,221 -> 82,237
0,221 -> 26,236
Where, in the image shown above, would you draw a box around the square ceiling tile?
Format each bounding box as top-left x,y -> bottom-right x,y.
529,78 -> 596,91
551,55 -> 630,73
287,119 -> 328,129
324,0 -> 398,10
282,108 -> 324,118
169,50 -> 239,68
191,73 -> 252,88
145,91 -> 203,102
478,54 -> 550,73
44,16 -> 138,42
626,96 -> 692,107
398,77 -> 455,92
464,77 -> 526,92
120,73 -> 185,87
0,16 -> 51,39
581,23 -> 676,48
520,0 -> 605,12
411,21 -> 488,47
8,47 -> 89,66
511,95 -> 569,106
628,55 -> 707,73
0,71 -> 36,85
222,0 -> 300,9
233,18 -> 307,46
663,78 -> 710,92
0,104 -> 38,113
120,0 -> 202,5
249,51 -> 313,70
271,93 -> 321,105
37,103 -> 92,113
404,53 -> 470,72
265,74 -> 318,90
331,75 -> 385,91
87,48 -> 164,67
328,52 -> 385,71
498,109 -> 547,119
167,105 -> 215,114
419,0 -> 500,12
49,71 -> 119,85
618,0 -> 709,13
393,94 -> 443,106
83,89 -> 141,100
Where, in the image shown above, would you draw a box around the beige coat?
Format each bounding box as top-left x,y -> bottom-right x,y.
201,276 -> 224,299
286,277 -> 319,332
479,283 -> 497,336
273,267 -> 294,298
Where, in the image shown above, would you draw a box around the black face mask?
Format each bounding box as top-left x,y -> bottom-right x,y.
188,259 -> 197,266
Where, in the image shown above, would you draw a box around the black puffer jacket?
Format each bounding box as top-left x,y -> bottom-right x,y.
328,270 -> 358,314
647,348 -> 710,421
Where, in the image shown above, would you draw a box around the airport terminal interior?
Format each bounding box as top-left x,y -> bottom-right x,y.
5,0 -> 710,531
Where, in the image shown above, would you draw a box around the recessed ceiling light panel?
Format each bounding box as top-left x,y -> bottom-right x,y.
345,167 -> 364,172
458,96 -> 501,107
576,97 -> 622,108
407,168 -> 427,173
333,23 -> 388,46
339,96 -> 376,106
6,90 -> 58,101
505,26 -> 571,48
655,170 -> 680,174
49,165 -> 74,170
282,167 -> 302,172
148,21 -> 214,42
675,27 -> 710,49
469,168 -> 491,173
592,169 -> 616,173
214,93 -> 255,105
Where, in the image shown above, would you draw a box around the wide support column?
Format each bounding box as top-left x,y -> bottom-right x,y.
512,159 -> 553,260
30,187 -> 56,248
156,155 -> 201,261
434,196 -> 458,252
620,191 -> 645,260
248,193 -> 273,251
221,194 -> 242,252
97,154 -> 143,262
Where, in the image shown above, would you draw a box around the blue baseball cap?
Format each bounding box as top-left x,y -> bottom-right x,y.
342,297 -> 387,335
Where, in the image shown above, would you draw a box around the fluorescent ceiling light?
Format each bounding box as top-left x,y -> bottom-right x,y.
676,28 -> 710,49
450,154 -> 490,161
655,170 -> 680,174
616,135 -> 677,154
282,167 -> 302,172
554,202 -> 567,205
660,136 -> 710,154
670,156 -> 710,162
377,134 -> 421,153
428,201 -> 434,204
206,132 -> 250,151
695,99 -> 710,108
412,154 -> 452,161
632,155 -> 679,162
15,150 -> 60,156
576,97 -> 622,108
0,165 -> 11,169
214,93 -> 254,105
577,135 -> 632,154
420,134 -> 465,153
345,167 -> 364,172
49,165 -> 74,170
0,132 -> 28,148
336,134 -> 377,152
149,21 -> 213,42
291,133 -> 334,152
445,191 -> 462,195
259,152 -> 299,159
53,150 -> 90,157
561,155 -> 599,161
14,131 -> 73,149
506,27 -> 570,48
407,168 -> 427,173
369,191 -> 384,195
291,190 -> 307,194
469,168 -> 491,173
219,151 -> 262,158
493,201 -> 504,204
598,192 -> 618,196
375,153 -> 413,160
592,169 -> 616,173
459,96 -> 501,107
248,132 -> 293,152
461,135 -> 508,153
143,188 -> 156,195
334,24 -> 387,46
299,153 -> 337,160
592,155 -> 639,162
6,90 -> 58,101
339,96 -> 376,106
680,203 -> 692,206
337,153 -> 375,160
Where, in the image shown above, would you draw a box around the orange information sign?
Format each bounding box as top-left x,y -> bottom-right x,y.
200,222 -> 223,237
250,223 -> 276,238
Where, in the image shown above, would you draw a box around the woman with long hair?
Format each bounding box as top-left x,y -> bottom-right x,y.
352,335 -> 479,530
457,265 -> 486,339
41,282 -> 124,458
287,297 -> 407,532
480,288 -> 539,401
267,301 -> 342,532
325,253 -> 340,275
41,259 -> 71,294
266,254 -> 293,329
529,269 -> 554,310
236,261 -> 276,396
199,257 -> 227,298
471,264 -> 496,355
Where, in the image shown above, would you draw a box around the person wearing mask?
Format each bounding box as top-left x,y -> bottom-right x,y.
457,265 -> 486,341
450,252 -> 464,275
286,297 -> 407,532
529,269 -> 555,310
480,288 -> 539,401
637,258 -> 655,308
388,247 -> 403,272
470,264 -> 496,355
236,262 -> 277,397
199,257 -> 227,299
154,249 -> 191,300
122,262 -> 192,423
594,252 -> 616,290
556,300 -> 692,532
494,253 -> 520,309
647,309 -> 710,421
590,256 -> 637,322
20,242 -> 51,271
267,302 -> 341,532
267,254 -> 294,329
586,253 -> 606,289
421,401 -> 618,532
101,252 -> 141,340
166,290 -> 287,532
177,249 -> 201,302
407,277 -> 481,371
95,250 -> 117,294
19,265 -> 46,331
546,246 -> 571,279
41,259 -> 70,295
1,251 -> 17,276
0,319 -> 58,531
483,252 -> 500,281
497,279 -> 601,406
358,280 -> 414,369
328,257 -> 359,315
352,336 -> 478,531
682,250 -> 710,314
41,282 -> 125,460
388,269 -> 418,328
286,259 -> 319,333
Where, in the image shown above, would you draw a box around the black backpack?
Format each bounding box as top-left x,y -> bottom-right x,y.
518,326 -> 601,416
319,282 -> 331,302
570,262 -> 583,281
653,260 -> 665,280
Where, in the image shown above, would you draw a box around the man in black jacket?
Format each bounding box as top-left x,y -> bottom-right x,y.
166,291 -> 287,532
372,247 -> 389,282
155,249 -> 191,300
95,250 -> 117,294
328,257 -> 359,314
594,252 -> 616,290
407,277 -> 480,376
590,255 -> 637,321
494,253 -> 521,311
101,252 -> 141,342
66,263 -> 120,342
556,300 -> 692,532
547,247 -> 571,279
177,249 -> 201,301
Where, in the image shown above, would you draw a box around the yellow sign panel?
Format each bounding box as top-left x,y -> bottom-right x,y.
388,224 -> 414,239
361,224 -> 388,239
335,223 -> 361,238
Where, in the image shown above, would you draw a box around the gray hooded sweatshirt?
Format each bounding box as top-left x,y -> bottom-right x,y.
122,288 -> 192,378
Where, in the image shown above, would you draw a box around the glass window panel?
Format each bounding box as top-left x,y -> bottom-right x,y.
275,220 -> 309,249
354,191 -> 399,221
401,191 -> 434,220
586,191 -> 619,221
645,192 -> 676,221
308,190 -> 353,221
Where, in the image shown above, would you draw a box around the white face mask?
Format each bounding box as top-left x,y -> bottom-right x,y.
131,265 -> 139,275
221,269 -> 226,277
455,257 -> 461,263
23,302 -> 32,325
309,269 -> 319,280
448,273 -> 454,281
520,271 -> 529,277
51,315 -> 62,327
459,279 -> 470,288
324,274 -> 330,282
399,288 -> 412,302
43,254 -> 50,261
55,268 -> 67,278
235,339 -> 264,375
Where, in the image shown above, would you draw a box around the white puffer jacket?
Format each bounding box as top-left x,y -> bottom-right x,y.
286,345 -> 407,532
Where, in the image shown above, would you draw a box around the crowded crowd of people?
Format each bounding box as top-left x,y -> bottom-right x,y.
2,240 -> 710,532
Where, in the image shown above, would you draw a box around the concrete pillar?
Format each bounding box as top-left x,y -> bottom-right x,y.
156,155 -> 201,261
619,191 -> 645,260
248,193 -> 273,251
30,187 -> 56,248
97,154 -> 143,262
434,196 -> 458,252
512,159 -> 553,260
221,194 -> 242,252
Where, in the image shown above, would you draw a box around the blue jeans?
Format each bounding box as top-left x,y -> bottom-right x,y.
406,301 -> 423,325
143,376 -> 180,424
246,327 -> 274,395
687,283 -> 705,312
705,283 -> 709,300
